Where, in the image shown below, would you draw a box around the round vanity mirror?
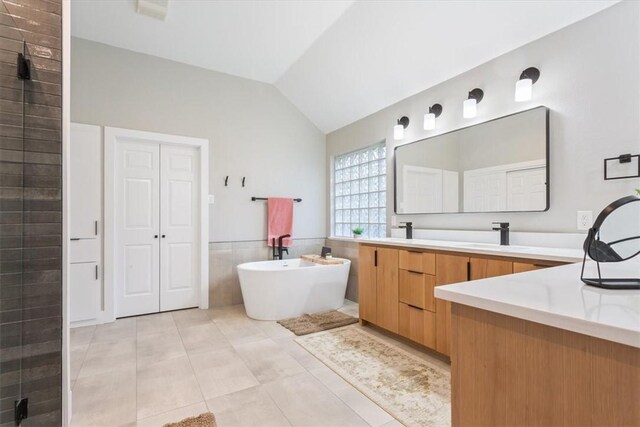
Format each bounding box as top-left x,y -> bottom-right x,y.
581,195 -> 640,289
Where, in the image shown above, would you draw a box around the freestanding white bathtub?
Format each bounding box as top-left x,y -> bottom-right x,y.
237,258 -> 351,320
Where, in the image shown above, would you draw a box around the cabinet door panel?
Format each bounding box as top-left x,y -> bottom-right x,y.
435,254 -> 469,357
358,245 -> 377,323
70,262 -> 100,322
70,123 -> 101,239
424,310 -> 437,349
376,248 -> 399,333
470,257 -> 513,280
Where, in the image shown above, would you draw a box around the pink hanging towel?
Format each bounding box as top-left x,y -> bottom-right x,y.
267,197 -> 293,247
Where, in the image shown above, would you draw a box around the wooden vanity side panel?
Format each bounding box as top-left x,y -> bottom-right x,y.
451,303 -> 640,427
358,245 -> 377,323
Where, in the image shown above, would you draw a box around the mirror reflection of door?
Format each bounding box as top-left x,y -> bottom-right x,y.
401,166 -> 458,213
395,106 -> 548,214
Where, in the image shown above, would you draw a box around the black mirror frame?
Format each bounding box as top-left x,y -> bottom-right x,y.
580,195 -> 640,289
393,106 -> 550,215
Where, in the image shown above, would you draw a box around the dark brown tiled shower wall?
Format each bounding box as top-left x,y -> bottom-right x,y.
0,1 -> 62,426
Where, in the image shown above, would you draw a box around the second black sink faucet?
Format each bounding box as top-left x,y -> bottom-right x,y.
399,222 -> 413,239
492,222 -> 510,246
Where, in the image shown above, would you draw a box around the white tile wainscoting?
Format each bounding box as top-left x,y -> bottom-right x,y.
209,238 -> 326,307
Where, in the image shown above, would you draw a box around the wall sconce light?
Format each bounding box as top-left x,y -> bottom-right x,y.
394,116 -> 410,140
423,104 -> 443,130
515,67 -> 540,102
463,88 -> 484,118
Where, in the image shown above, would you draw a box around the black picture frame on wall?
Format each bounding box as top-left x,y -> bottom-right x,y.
393,106 -> 550,215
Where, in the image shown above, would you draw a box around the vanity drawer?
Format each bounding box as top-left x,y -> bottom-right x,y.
399,270 -> 435,311
399,250 -> 435,275
398,303 -> 436,349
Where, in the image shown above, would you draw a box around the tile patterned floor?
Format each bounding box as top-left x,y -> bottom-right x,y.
70,300 -> 449,427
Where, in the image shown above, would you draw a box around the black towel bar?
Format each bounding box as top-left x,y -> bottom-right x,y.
251,197 -> 302,202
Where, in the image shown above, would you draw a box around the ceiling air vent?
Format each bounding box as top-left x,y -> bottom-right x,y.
136,0 -> 169,20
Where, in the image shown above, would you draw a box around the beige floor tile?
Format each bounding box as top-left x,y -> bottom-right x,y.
72,366 -> 136,427
380,419 -> 404,427
172,308 -> 214,329
178,322 -> 231,355
218,321 -> 269,346
92,317 -> 136,343
234,339 -> 306,384
272,337 -> 326,370
137,329 -> 187,366
70,325 -> 95,349
136,402 -> 208,427
189,348 -> 259,400
137,355 -> 203,419
338,300 -> 360,318
206,386 -> 291,427
70,344 -> 89,381
78,338 -> 136,379
254,320 -> 295,339
264,372 -> 368,427
136,312 -> 177,336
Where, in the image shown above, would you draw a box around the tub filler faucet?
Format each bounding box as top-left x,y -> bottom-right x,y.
272,234 -> 290,260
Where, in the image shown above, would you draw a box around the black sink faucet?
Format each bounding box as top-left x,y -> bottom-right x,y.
492,222 -> 510,246
399,222 -> 413,239
273,234 -> 290,260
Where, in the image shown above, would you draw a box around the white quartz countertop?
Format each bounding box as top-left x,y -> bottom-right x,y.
435,259 -> 640,348
331,236 -> 584,263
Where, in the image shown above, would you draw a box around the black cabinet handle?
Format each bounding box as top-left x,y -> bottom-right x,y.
162,235 -> 166,238
467,261 -> 471,281
95,220 -> 98,236
374,250 -> 378,267
70,238 -> 80,241
95,265 -> 98,280
154,235 -> 158,238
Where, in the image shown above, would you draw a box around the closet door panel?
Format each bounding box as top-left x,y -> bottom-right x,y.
160,145 -> 200,311
115,140 -> 161,317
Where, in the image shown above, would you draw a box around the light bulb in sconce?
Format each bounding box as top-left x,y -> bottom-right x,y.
463,88 -> 484,119
515,67 -> 540,102
423,104 -> 442,130
394,116 -> 410,140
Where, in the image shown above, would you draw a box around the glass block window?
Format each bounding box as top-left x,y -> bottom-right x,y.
333,143 -> 387,238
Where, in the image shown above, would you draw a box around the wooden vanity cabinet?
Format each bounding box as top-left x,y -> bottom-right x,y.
359,243 -> 562,358
358,245 -> 399,333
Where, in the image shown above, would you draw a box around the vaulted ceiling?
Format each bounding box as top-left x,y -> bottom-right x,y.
71,0 -> 617,133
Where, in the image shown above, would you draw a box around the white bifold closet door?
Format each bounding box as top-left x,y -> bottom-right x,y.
115,141 -> 200,317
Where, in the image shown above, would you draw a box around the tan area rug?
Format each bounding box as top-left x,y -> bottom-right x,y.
163,412 -> 216,427
296,327 -> 451,426
277,310 -> 359,335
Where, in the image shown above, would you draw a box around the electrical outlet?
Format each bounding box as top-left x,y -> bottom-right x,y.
577,210 -> 593,230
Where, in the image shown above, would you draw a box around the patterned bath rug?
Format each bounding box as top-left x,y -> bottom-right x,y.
163,412 -> 216,427
296,326 -> 451,426
277,310 -> 359,335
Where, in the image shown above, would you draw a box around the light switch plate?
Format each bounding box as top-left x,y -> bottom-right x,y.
577,210 -> 593,230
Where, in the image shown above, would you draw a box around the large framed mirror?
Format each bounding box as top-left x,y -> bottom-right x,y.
394,106 -> 549,214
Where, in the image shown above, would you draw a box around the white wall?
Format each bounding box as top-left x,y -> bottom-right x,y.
71,37 -> 326,243
327,1 -> 639,234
